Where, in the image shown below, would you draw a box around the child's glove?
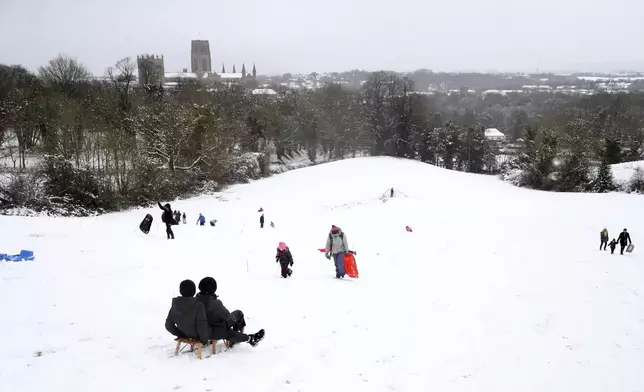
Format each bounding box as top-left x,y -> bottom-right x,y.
290,261 -> 294,266
325,252 -> 331,260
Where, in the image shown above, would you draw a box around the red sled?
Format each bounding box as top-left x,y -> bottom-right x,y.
343,253 -> 359,278
318,248 -> 328,253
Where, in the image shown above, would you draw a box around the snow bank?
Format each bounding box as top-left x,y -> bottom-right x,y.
1,157 -> 643,392
611,160 -> 644,187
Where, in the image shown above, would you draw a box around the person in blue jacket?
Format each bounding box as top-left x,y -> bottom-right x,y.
197,213 -> 206,226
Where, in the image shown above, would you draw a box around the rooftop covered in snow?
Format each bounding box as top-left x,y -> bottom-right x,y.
485,128 -> 506,140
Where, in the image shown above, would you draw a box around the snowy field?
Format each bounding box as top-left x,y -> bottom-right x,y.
1,157 -> 643,392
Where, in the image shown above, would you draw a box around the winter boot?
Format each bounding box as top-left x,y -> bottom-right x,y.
248,329 -> 265,347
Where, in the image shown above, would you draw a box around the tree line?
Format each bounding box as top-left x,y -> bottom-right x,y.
1,55 -> 643,214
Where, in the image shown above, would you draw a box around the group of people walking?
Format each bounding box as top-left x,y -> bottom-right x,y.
600,228 -> 633,255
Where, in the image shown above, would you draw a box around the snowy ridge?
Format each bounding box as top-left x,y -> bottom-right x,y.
1,157 -> 643,392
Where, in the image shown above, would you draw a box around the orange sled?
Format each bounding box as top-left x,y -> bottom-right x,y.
343,253 -> 359,278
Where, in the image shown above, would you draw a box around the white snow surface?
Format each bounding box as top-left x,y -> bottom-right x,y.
612,160 -> 644,186
1,157 -> 644,392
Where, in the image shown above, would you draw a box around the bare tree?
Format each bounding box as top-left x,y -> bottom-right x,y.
106,57 -> 136,112
38,54 -> 92,95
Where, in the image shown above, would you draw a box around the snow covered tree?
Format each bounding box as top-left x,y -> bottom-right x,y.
558,131 -> 591,192
629,167 -> 644,193
415,125 -> 437,165
593,158 -> 616,193
518,126 -> 559,189
442,121 -> 461,170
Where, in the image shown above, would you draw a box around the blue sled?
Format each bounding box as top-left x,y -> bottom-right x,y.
0,250 -> 35,262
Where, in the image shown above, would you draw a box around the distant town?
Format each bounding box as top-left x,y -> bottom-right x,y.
108,39 -> 644,98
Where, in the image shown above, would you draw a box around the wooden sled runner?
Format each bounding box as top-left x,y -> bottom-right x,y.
174,338 -> 230,359
174,329 -> 244,359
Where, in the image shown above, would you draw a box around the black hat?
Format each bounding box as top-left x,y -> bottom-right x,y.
179,279 -> 196,297
198,277 -> 217,295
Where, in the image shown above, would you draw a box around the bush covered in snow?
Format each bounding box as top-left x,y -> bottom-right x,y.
629,167 -> 644,193
220,153 -> 261,184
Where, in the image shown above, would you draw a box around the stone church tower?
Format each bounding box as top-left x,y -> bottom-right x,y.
191,40 -> 212,77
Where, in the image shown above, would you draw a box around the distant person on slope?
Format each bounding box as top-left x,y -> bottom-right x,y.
158,202 -> 175,239
276,242 -> 294,278
600,228 -> 609,251
165,280 -> 209,345
260,213 -> 265,228
195,277 -> 265,348
182,212 -> 186,224
197,213 -> 206,226
609,238 -> 618,254
325,225 -> 350,279
617,229 -> 632,255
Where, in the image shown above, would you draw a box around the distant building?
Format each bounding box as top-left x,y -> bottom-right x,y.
217,63 -> 257,85
164,71 -> 199,88
252,88 -> 277,95
191,40 -> 212,77
484,128 -> 506,142
137,54 -> 165,86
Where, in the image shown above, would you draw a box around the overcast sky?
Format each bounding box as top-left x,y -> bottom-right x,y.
1,0 -> 643,76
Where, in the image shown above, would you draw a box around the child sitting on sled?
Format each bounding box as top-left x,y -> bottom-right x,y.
276,242 -> 294,278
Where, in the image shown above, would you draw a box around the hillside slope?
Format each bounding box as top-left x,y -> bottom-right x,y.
1,157 -> 643,392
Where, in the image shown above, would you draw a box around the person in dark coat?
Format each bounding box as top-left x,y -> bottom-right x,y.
158,202 -> 175,239
608,239 -> 618,254
260,213 -> 265,228
182,213 -> 186,224
165,280 -> 209,345
195,277 -> 265,348
276,242 -> 294,278
617,229 -> 632,255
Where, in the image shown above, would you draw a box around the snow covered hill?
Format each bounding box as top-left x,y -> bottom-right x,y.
1,157 -> 643,392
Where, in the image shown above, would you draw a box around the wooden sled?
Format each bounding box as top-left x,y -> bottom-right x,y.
174,328 -> 244,359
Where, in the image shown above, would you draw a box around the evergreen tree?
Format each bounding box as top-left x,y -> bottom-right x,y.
593,158 -> 616,193
442,121 -> 460,170
558,133 -> 591,192
604,137 -> 621,164
466,126 -> 487,173
416,126 -> 437,164
518,126 -> 559,189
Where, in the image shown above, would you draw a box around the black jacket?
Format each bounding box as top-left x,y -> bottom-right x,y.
276,248 -> 293,266
617,232 -> 632,246
158,202 -> 174,224
260,215 -> 265,224
165,297 -> 209,344
195,293 -> 238,339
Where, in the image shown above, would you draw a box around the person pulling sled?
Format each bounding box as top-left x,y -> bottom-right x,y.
617,229 -> 632,255
325,225 -> 350,279
276,242 -> 294,278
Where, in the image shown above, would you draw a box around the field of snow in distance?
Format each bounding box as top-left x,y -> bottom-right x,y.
1,157 -> 643,392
